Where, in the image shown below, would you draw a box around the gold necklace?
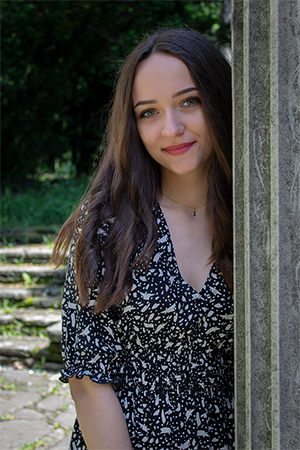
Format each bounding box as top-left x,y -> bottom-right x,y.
161,191 -> 207,216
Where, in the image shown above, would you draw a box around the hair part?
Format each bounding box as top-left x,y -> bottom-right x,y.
52,28 -> 233,312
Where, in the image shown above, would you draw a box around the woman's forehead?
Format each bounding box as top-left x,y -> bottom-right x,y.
132,53 -> 196,103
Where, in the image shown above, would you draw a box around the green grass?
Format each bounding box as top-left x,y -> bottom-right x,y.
17,439 -> 49,450
0,377 -> 20,391
1,176 -> 89,231
0,320 -> 49,338
0,298 -> 19,314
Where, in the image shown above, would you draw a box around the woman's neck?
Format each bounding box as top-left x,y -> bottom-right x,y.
159,170 -> 208,210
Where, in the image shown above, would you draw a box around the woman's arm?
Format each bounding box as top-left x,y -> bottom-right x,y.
69,376 -> 132,450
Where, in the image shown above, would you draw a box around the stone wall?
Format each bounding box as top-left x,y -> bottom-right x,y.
232,0 -> 300,448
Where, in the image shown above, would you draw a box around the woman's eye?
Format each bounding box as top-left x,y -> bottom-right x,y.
182,97 -> 200,107
139,109 -> 157,119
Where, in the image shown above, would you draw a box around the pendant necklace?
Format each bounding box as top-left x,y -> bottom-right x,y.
161,191 -> 207,216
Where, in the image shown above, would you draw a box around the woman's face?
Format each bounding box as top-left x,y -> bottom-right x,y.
132,53 -> 213,179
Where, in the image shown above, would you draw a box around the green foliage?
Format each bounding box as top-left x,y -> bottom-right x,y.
1,413 -> 16,420
0,377 -> 19,391
0,298 -> 18,314
1,237 -> 17,247
22,272 -> 34,287
2,1 -> 230,188
0,320 -> 48,338
18,439 -> 48,450
1,176 -> 88,230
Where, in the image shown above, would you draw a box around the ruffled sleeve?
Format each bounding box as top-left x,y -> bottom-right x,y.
60,220 -> 123,385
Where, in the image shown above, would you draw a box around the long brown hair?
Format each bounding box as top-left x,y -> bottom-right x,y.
52,28 -> 232,312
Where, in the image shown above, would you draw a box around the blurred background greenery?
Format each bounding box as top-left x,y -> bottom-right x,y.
1,0 -> 231,235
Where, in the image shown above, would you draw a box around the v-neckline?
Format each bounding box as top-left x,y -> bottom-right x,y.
156,201 -> 214,296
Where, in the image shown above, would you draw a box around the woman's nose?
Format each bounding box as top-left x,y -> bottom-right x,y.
161,111 -> 185,137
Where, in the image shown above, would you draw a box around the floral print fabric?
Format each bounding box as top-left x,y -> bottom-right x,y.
60,204 -> 234,449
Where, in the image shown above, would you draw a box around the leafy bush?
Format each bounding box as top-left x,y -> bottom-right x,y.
1,177 -> 89,230
2,1 -> 229,187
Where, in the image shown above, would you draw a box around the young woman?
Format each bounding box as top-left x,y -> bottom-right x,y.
52,28 -> 233,450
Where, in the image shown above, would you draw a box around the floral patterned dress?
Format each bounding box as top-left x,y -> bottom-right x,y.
60,203 -> 234,449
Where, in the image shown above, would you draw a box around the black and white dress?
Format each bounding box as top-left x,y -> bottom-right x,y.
60,203 -> 234,450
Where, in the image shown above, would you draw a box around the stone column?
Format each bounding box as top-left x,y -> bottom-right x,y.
232,0 -> 300,449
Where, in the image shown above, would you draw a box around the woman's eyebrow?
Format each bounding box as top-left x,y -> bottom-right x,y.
172,87 -> 198,98
134,87 -> 198,109
134,99 -> 157,109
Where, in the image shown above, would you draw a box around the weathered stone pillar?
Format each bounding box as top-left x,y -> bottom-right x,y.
232,0 -> 300,449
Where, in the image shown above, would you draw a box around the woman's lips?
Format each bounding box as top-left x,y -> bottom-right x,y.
163,141 -> 195,156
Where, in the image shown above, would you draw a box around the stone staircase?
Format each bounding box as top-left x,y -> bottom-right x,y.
0,244 -> 68,371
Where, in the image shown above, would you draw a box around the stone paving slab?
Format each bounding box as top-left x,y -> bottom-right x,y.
0,418 -> 53,450
47,436 -> 71,450
0,390 -> 41,416
0,366 -> 75,450
14,408 -> 45,420
55,406 -> 76,429
1,365 -> 54,390
37,394 -> 66,412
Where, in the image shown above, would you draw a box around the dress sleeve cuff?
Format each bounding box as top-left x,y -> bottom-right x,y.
59,365 -> 120,385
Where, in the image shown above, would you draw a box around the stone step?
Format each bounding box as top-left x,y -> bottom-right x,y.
0,227 -> 57,245
0,264 -> 66,284
0,285 -> 44,300
0,284 -> 62,299
0,283 -> 62,299
0,320 -> 63,369
0,335 -> 50,358
46,321 -> 61,343
0,335 -> 63,369
21,295 -> 62,309
0,285 -> 62,308
0,245 -> 52,264
0,244 -> 69,264
0,308 -> 61,328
